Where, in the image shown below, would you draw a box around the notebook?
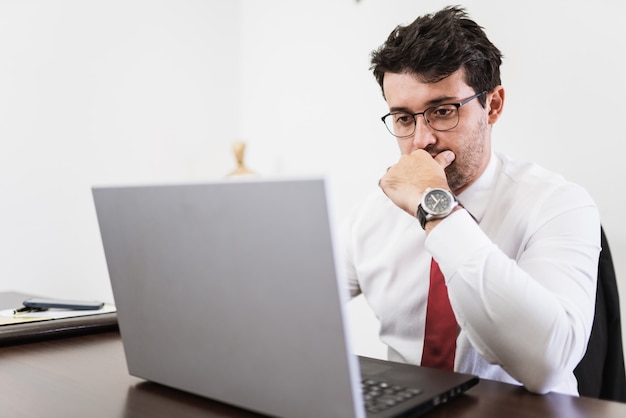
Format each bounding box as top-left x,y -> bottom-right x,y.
92,177 -> 478,418
0,291 -> 117,346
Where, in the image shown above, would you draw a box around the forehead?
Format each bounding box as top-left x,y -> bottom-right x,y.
382,70 -> 473,109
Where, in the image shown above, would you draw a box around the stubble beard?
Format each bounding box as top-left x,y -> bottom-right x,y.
443,118 -> 489,194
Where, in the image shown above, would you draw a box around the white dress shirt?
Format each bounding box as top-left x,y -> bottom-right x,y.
341,152 -> 601,395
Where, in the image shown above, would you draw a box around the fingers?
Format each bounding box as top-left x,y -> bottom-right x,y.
379,150 -> 453,190
433,150 -> 456,168
378,166 -> 392,187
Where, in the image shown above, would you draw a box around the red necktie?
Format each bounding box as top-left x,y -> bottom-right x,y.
421,258 -> 457,371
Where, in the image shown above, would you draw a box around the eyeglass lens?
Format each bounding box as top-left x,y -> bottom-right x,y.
382,91 -> 486,137
384,105 -> 460,136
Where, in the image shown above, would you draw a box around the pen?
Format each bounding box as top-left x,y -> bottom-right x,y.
13,306 -> 49,315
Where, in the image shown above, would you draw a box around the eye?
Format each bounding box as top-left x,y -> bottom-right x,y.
428,105 -> 457,119
393,113 -> 414,126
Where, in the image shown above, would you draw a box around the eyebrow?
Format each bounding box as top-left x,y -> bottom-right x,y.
388,95 -> 460,113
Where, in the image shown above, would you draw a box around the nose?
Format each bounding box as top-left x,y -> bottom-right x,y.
410,114 -> 437,151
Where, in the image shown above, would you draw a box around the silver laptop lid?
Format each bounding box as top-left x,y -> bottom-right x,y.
93,178 -> 365,418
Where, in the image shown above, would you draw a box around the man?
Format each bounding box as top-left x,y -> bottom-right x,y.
342,6 -> 600,396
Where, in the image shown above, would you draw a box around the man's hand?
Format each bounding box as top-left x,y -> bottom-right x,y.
379,149 -> 456,217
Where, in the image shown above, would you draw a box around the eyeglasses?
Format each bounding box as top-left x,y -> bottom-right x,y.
381,91 -> 487,138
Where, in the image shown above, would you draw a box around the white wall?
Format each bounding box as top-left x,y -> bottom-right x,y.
0,0 -> 241,301
1,0 -> 625,359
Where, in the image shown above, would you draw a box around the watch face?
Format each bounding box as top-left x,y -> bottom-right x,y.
423,189 -> 453,215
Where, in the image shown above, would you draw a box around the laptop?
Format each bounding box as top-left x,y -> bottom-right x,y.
92,177 -> 478,418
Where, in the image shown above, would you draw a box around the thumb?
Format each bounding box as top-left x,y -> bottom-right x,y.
434,150 -> 456,168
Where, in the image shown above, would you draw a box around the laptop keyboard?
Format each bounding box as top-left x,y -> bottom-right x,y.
361,378 -> 423,414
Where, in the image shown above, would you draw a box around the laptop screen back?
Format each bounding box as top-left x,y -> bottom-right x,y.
93,178 -> 365,418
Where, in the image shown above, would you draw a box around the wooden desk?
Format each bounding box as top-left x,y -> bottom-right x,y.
1,330 -> 625,418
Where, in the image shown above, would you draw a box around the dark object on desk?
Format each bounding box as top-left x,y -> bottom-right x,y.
23,297 -> 105,311
0,292 -> 118,346
574,227 -> 626,402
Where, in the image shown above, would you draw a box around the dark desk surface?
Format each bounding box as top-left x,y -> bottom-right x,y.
2,296 -> 626,417
3,332 -> 626,417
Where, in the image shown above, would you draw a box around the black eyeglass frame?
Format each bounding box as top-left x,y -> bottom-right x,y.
381,90 -> 488,138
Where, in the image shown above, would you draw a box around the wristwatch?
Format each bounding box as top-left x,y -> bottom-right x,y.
416,188 -> 459,229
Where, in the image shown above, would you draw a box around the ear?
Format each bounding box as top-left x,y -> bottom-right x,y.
486,86 -> 505,124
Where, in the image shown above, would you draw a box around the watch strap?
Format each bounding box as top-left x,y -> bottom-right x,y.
417,204 -> 429,229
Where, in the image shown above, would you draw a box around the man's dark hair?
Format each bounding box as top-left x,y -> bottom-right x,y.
370,6 -> 502,106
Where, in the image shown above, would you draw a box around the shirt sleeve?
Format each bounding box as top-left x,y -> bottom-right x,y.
340,210 -> 362,299
426,202 -> 600,394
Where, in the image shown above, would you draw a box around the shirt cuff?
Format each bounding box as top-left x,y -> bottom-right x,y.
424,208 -> 492,282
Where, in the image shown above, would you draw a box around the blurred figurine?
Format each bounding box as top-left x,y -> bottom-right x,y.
227,141 -> 256,177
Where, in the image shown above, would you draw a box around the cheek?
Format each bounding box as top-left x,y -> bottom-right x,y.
397,139 -> 416,155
